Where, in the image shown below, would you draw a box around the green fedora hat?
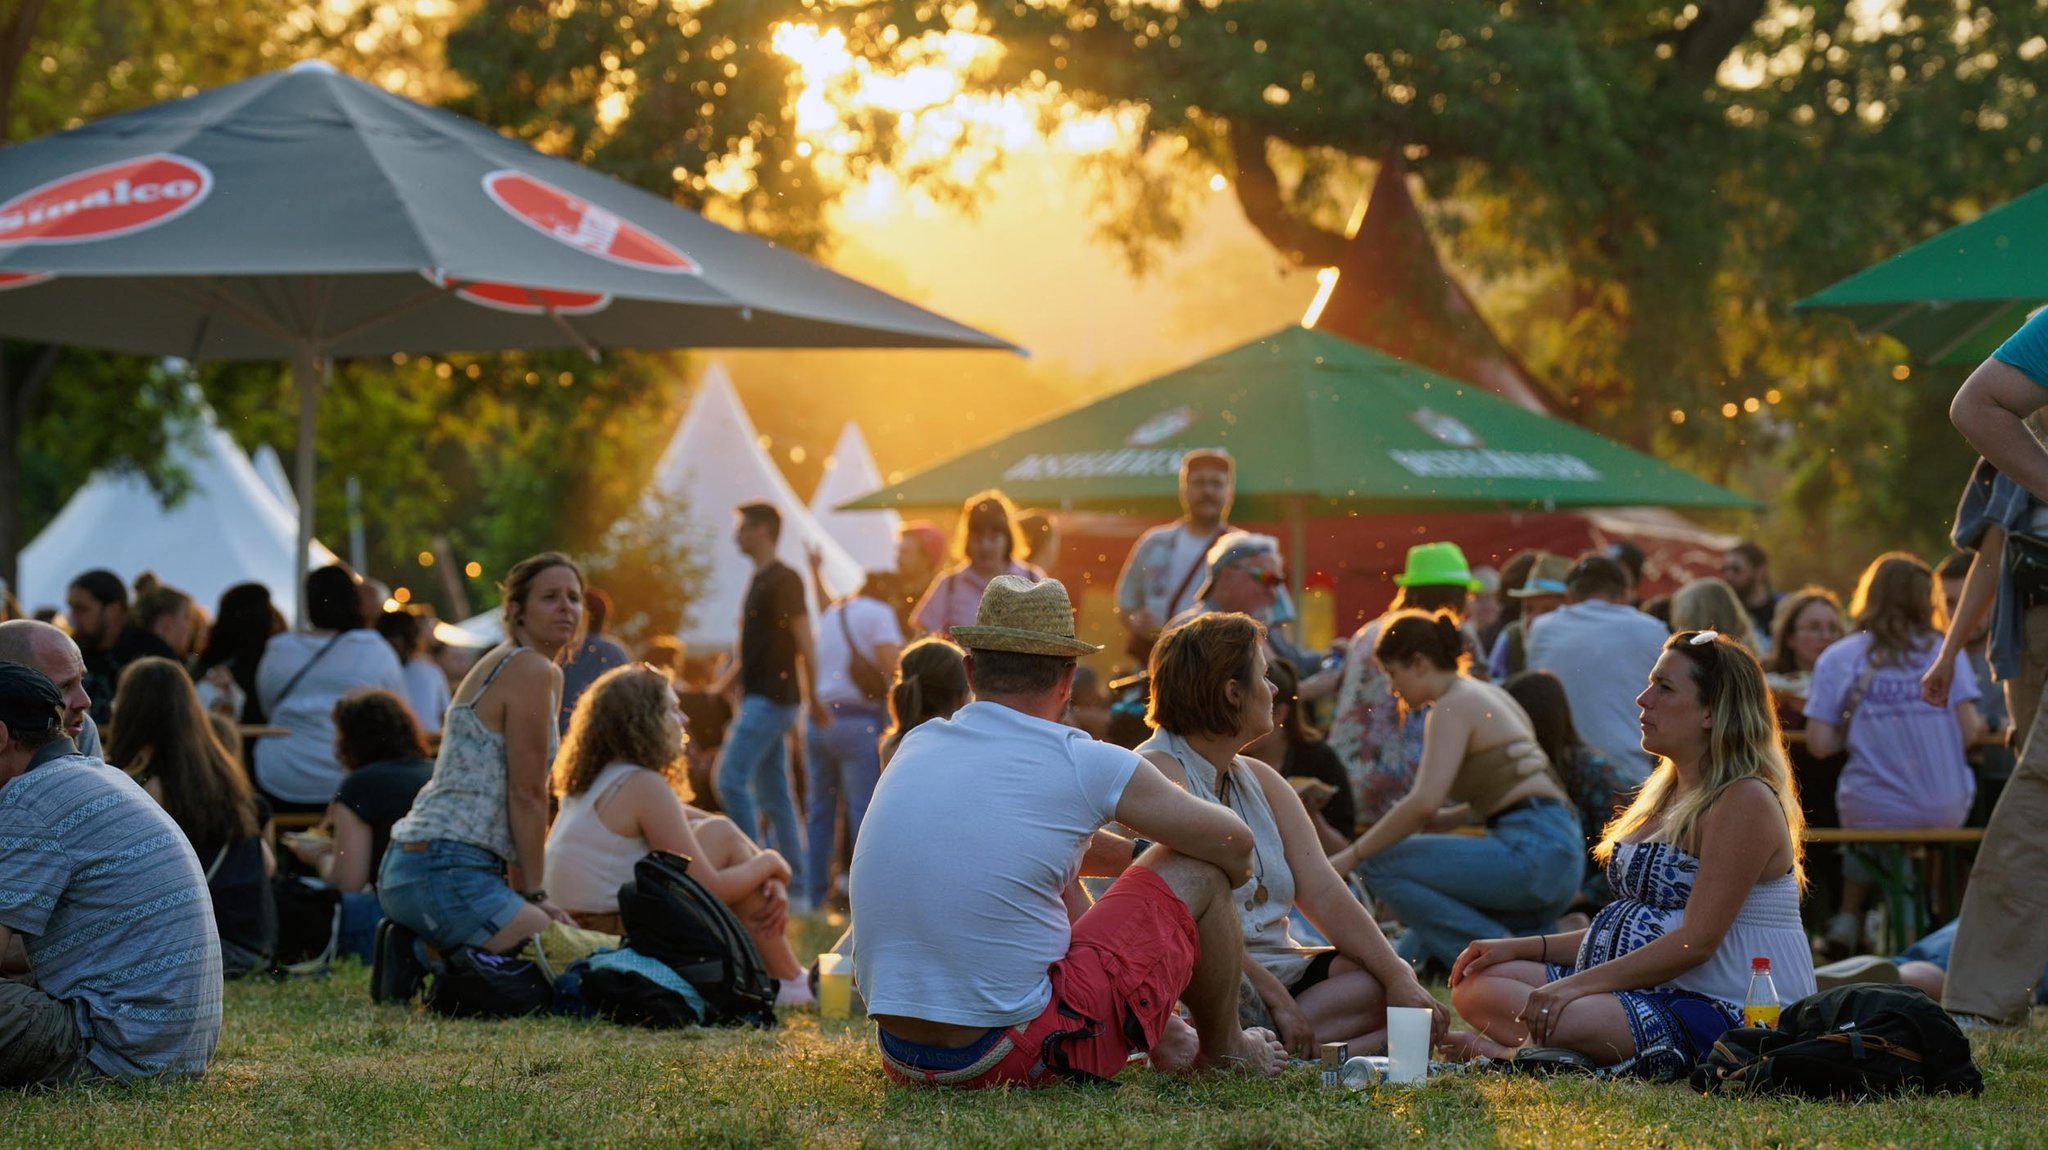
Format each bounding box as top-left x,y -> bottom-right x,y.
1392,542 -> 1481,591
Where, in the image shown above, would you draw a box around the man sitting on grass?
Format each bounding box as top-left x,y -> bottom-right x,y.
0,663 -> 222,1088
850,576 -> 1286,1086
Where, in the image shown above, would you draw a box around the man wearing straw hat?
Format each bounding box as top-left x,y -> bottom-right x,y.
850,576 -> 1286,1086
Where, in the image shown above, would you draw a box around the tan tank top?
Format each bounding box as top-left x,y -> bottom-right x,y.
1449,737 -> 1555,818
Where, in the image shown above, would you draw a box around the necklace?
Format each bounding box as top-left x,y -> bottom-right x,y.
1217,765 -> 1269,911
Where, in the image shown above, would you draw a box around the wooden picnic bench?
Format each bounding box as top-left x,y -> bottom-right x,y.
1801,827 -> 1985,952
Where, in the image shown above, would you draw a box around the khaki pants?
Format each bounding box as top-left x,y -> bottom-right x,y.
1944,605 -> 2048,1024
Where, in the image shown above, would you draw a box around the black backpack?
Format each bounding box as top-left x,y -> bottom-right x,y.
1691,984 -> 1986,1100
617,850 -> 778,1028
423,946 -> 556,1019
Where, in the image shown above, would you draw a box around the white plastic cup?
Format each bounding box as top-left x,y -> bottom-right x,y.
817,953 -> 852,1020
1386,1007 -> 1432,1084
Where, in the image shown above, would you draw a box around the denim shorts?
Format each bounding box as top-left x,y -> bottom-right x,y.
377,839 -> 527,950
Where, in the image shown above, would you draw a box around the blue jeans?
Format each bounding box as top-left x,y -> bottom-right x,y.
716,695 -> 804,890
377,839 -> 526,951
1895,920 -> 2048,1004
1356,798 -> 1584,970
803,701 -> 885,907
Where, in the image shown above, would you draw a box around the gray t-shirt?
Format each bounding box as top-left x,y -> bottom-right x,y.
849,702 -> 1139,1028
0,743 -> 222,1079
1526,599 -> 1671,773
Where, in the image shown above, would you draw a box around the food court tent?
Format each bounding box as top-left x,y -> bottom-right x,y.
808,422 -> 902,572
846,325 -> 1756,588
1795,181 -> 2048,366
639,364 -> 861,650
18,404 -> 336,623
0,60 -> 1014,612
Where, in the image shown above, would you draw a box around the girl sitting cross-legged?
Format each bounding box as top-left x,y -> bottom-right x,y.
1444,630 -> 1816,1079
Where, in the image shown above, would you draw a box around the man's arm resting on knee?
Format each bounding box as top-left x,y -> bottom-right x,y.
1954,359 -> 2048,502
1113,760 -> 1254,887
0,923 -> 28,981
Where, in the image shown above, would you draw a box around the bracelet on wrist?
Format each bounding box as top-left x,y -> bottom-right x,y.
522,888 -> 548,904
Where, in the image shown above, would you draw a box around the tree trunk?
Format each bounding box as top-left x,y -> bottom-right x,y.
0,345 -> 58,593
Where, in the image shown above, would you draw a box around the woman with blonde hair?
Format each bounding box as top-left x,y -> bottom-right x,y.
1447,631 -> 1815,1078
1804,552 -> 1983,954
543,664 -> 807,999
380,552 -> 584,958
910,490 -> 1042,638
1669,578 -> 1758,651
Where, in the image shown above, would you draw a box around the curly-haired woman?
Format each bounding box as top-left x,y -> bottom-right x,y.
544,664 -> 807,1000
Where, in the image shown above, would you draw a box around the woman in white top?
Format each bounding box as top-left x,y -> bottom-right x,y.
253,564 -> 407,811
1138,612 -> 1445,1062
1447,631 -> 1816,1079
545,664 -> 804,993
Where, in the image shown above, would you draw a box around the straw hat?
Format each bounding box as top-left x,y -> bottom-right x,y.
1507,553 -> 1574,599
950,576 -> 1102,657
1392,542 -> 1481,590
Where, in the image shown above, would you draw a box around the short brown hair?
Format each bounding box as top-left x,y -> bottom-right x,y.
1374,609 -> 1467,673
1147,612 -> 1264,738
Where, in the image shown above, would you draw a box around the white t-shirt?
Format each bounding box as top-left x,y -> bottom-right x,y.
849,701 -> 1140,1028
254,630 -> 408,804
401,656 -> 452,734
815,597 -> 904,708
1159,528 -> 1214,619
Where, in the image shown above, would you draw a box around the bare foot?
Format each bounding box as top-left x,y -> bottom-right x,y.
1194,1026 -> 1285,1077
1438,1029 -> 1518,1062
1148,1014 -> 1200,1073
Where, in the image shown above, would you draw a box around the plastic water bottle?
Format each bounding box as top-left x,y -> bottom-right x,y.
1743,956 -> 1781,1029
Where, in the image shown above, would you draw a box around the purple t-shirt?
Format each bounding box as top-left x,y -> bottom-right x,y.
1804,632 -> 1978,828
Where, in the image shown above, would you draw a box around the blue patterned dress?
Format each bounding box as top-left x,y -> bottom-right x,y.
1545,841 -> 1815,1077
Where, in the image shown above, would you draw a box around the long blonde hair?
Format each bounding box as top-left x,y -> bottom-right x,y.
553,665 -> 686,799
1596,631 -> 1805,889
1848,551 -> 1941,668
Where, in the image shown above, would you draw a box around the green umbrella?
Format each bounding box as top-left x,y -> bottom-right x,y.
845,325 -> 1756,523
1795,183 -> 2048,366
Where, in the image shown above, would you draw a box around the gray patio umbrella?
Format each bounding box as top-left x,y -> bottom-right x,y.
0,61 -> 1015,607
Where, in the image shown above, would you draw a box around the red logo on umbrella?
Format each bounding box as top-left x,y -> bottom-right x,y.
0,154 -> 212,247
0,272 -> 52,290
483,170 -> 700,276
423,269 -> 611,316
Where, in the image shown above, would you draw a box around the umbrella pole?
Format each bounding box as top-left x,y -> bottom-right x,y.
292,350 -> 329,628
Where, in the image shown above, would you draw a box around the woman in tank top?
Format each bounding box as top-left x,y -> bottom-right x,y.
378,552 -> 584,954
544,664 -> 806,997
1138,613 -> 1446,1062
1328,611 -> 1584,973
1446,630 -> 1816,1079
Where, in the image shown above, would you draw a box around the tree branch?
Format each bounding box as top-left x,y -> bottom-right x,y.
1668,0 -> 1770,86
0,0 -> 50,142
1226,121 -> 1349,268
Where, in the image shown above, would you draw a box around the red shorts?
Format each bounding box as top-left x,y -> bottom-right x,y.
879,865 -> 1199,1088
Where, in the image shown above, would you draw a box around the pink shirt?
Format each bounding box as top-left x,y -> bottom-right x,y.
912,560 -> 1042,636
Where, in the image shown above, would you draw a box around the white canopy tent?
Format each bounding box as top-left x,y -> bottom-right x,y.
808,421 -> 902,573
18,406 -> 337,624
646,363 -> 861,649
251,443 -> 299,518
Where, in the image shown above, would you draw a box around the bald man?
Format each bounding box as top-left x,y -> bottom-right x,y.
0,620 -> 100,759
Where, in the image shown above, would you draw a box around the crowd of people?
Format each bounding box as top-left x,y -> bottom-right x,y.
4,308 -> 2048,1090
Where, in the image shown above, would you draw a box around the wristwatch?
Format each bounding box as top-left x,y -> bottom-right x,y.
522,888 -> 549,904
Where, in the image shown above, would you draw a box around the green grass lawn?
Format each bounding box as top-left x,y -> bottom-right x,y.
4,919 -> 2043,1148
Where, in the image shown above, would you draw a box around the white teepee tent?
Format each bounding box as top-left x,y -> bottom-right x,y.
639,363 -> 862,649
19,406 -> 337,624
808,421 -> 902,573
251,443 -> 298,517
